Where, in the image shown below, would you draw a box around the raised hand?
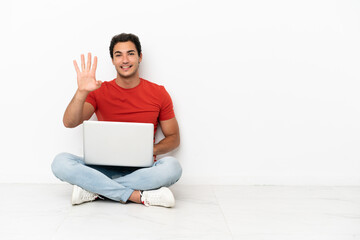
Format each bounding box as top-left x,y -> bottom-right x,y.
73,53 -> 102,93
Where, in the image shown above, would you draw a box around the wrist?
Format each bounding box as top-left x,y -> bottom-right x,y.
76,89 -> 90,99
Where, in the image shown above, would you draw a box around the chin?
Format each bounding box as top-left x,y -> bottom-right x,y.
118,68 -> 139,78
118,72 -> 136,79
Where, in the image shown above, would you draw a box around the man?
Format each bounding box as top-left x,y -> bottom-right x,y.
51,33 -> 182,208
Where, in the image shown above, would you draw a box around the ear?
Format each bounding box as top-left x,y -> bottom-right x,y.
139,53 -> 143,63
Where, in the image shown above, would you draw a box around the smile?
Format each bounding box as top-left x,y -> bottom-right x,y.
120,65 -> 133,70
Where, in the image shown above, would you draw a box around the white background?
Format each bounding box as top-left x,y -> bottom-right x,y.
1,0 -> 359,185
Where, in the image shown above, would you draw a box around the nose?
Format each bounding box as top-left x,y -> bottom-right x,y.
122,54 -> 129,63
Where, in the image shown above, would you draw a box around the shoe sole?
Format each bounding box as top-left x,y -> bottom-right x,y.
71,185 -> 80,205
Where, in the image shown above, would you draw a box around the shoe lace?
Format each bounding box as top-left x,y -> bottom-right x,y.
81,190 -> 98,201
143,192 -> 162,206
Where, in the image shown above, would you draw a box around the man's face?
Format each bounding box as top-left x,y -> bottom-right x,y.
112,41 -> 142,79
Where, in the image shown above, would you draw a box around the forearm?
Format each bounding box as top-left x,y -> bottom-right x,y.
63,89 -> 89,128
153,134 -> 180,155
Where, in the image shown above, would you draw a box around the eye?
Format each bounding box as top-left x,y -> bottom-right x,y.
129,52 -> 135,55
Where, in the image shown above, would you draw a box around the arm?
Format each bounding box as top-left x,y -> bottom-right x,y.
63,94 -> 95,128
63,53 -> 102,128
153,117 -> 180,155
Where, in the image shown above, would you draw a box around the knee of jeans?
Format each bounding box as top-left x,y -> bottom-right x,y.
161,156 -> 183,183
51,152 -> 76,180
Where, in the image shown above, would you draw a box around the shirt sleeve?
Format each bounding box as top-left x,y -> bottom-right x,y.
159,86 -> 175,121
85,91 -> 97,110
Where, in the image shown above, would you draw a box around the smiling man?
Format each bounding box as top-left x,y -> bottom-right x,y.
51,33 -> 182,207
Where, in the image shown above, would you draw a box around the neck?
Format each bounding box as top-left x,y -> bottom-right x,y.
115,73 -> 141,89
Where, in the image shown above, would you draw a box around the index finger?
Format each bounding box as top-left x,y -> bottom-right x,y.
91,56 -> 97,74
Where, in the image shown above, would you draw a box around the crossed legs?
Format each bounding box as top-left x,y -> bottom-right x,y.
51,152 -> 182,203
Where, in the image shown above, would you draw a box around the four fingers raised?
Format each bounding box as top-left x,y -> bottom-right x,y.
74,53 -> 97,74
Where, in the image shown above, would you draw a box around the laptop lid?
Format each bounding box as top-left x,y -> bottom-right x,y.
83,121 -> 154,167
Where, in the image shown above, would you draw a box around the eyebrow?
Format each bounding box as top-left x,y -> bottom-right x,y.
114,50 -> 136,54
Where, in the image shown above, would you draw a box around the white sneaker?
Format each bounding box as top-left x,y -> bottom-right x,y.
140,187 -> 175,208
71,185 -> 99,205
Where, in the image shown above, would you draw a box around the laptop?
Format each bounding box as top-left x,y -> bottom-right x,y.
83,121 -> 154,167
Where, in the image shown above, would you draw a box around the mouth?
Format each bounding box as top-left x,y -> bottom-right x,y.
120,65 -> 133,71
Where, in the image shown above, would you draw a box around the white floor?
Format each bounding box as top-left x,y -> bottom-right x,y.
1,184 -> 360,240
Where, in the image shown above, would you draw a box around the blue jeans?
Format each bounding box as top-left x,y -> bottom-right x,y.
51,152 -> 182,203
